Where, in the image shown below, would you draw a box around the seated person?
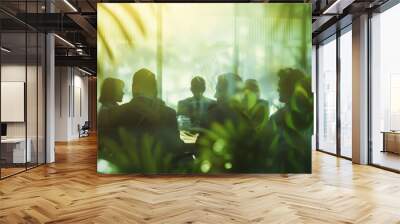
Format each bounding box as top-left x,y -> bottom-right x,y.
98,77 -> 125,142
99,78 -> 125,110
245,79 -> 269,107
244,79 -> 270,127
114,68 -> 183,153
265,68 -> 313,173
177,76 -> 216,130
205,73 -> 243,128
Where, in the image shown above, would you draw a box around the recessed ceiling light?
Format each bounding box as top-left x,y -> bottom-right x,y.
1,47 -> 11,53
322,0 -> 356,15
78,67 -> 93,76
54,34 -> 75,48
63,0 -> 78,12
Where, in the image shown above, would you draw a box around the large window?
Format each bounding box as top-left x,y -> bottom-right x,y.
370,3 -> 400,171
339,28 -> 352,158
316,27 -> 353,158
317,36 -> 337,154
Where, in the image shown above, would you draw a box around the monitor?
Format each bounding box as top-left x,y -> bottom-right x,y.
1,123 -> 7,137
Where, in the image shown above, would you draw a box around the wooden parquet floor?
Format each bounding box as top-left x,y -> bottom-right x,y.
1,135 -> 400,224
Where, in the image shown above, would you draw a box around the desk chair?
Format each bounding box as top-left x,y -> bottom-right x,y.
78,121 -> 90,138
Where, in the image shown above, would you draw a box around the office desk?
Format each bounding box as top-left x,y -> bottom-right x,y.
1,138 -> 31,164
382,131 -> 400,154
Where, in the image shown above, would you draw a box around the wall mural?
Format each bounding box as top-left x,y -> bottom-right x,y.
97,3 -> 313,174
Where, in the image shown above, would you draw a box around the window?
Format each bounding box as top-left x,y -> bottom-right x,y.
317,36 -> 337,154
370,3 -> 400,171
339,29 -> 352,158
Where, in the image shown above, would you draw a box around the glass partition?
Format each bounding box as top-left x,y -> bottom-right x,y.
0,1 -> 46,179
27,31 -> 38,169
1,30 -> 28,177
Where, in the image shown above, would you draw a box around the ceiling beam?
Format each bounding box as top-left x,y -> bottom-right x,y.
55,55 -> 96,71
322,0 -> 356,14
67,13 -> 97,46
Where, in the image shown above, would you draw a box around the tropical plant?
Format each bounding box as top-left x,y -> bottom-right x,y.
196,71 -> 313,174
98,128 -> 191,174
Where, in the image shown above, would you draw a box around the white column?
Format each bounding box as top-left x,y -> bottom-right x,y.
45,0 -> 56,163
46,33 -> 55,163
352,14 -> 369,164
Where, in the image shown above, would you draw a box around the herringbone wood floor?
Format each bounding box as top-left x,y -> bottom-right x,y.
1,135 -> 400,224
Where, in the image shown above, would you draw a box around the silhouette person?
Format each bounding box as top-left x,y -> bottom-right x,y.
98,77 -> 125,160
205,73 -> 243,127
98,77 -> 125,137
177,76 -> 216,130
266,68 -> 312,173
244,79 -> 268,106
99,78 -> 125,109
244,79 -> 270,126
115,68 -> 183,153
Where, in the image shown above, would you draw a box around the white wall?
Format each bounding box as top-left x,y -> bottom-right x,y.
55,67 -> 89,141
1,65 -> 26,140
55,67 -> 69,141
1,65 -> 37,137
1,63 -> 46,164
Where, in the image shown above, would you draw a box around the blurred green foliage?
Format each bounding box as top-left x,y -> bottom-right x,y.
196,76 -> 312,173
98,74 -> 312,174
99,128 -> 189,174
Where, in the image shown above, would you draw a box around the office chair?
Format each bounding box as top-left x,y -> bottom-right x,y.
79,121 -> 90,138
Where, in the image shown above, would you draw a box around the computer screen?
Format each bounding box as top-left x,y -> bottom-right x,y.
1,123 -> 7,137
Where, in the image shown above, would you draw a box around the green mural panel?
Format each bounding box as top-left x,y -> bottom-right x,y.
97,3 -> 313,174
